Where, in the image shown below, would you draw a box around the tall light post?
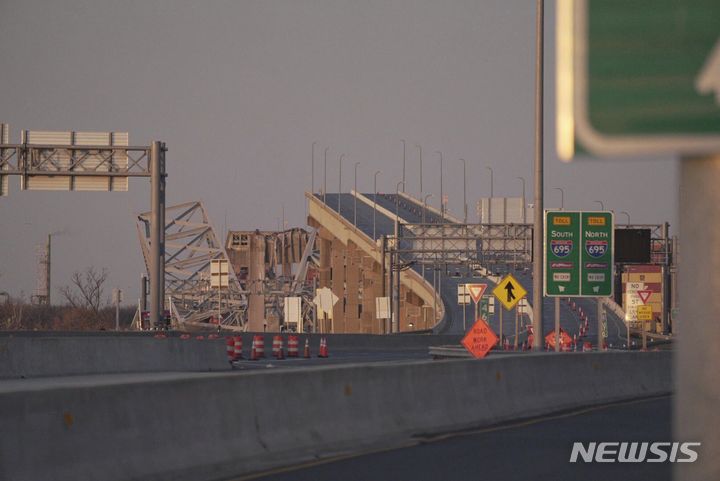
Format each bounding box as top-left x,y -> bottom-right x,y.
373,170 -> 382,239
484,165 -> 494,198
516,176 -> 526,223
621,211 -> 630,225
435,151 -> 444,220
394,180 -> 406,333
532,0 -> 544,349
401,139 -> 406,192
415,144 -> 423,195
311,141 -> 317,194
353,161 -> 360,227
554,187 -> 565,210
461,159 -> 468,223
338,153 -> 345,213
593,200 -> 604,210
422,193 -> 434,223
323,147 -> 329,204
485,165 -> 494,223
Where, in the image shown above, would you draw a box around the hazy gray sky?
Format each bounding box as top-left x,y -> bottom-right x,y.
0,0 -> 678,302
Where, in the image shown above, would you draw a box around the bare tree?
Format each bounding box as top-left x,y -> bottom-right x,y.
59,267 -> 109,314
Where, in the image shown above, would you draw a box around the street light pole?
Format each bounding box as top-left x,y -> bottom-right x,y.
422,193 -> 433,280
338,153 -> 345,213
401,139 -> 406,192
484,165 -> 494,198
461,159 -> 468,223
353,161 -> 360,227
373,170 -> 382,239
554,187 -> 565,210
436,151 -> 444,220
415,144 -> 423,195
422,194 -> 434,223
311,141 -> 317,194
323,147 -> 329,204
485,165 -> 494,224
516,176 -> 526,223
621,211 -> 630,225
593,200 -> 604,210
394,181 -> 405,333
532,0 -> 544,349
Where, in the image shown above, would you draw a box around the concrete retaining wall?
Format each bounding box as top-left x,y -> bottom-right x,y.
0,333 -> 462,379
0,351 -> 671,481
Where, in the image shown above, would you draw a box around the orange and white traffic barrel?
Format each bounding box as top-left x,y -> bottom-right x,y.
287,335 -> 299,357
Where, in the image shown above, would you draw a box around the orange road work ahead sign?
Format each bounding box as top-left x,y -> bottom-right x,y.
461,317 -> 499,359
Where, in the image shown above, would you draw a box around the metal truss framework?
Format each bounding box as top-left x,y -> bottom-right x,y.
0,143 -> 153,184
1,127 -> 167,327
396,222 -> 674,269
136,201 -> 321,331
137,201 -> 247,328
396,222 -> 533,268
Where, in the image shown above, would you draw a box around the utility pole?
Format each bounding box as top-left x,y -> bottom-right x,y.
532,0 -> 544,349
401,139 -> 406,192
45,234 -> 51,306
149,141 -> 166,329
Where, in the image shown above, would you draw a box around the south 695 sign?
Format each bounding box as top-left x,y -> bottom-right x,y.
545,211 -> 614,297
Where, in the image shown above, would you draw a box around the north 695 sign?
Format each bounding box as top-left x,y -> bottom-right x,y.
545,211 -> 614,297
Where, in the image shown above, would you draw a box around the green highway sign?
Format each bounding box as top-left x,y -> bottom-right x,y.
556,0 -> 720,159
544,211 -> 614,297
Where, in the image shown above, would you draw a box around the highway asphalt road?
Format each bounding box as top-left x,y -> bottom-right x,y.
237,395 -> 672,481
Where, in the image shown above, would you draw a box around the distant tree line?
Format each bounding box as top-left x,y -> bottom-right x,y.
0,266 -> 136,331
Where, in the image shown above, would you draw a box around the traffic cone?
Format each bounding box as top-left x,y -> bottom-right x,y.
318,337 -> 329,358
303,339 -> 311,358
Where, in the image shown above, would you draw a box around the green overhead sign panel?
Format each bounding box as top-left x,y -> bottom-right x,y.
545,211 -> 614,297
556,0 -> 720,160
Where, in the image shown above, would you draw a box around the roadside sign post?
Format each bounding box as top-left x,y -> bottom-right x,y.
211,259 -> 229,327
545,211 -> 613,348
457,285 -> 471,330
465,284 -> 488,332
556,3 -> 720,470
461,317 -> 499,359
492,274 -> 527,348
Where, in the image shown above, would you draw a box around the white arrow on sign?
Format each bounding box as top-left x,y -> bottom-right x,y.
696,37 -> 720,104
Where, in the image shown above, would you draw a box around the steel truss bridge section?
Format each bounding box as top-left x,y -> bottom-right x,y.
137,201 -> 247,329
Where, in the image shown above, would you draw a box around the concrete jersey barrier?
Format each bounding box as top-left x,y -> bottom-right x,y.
0,351 -> 671,481
0,333 -> 463,379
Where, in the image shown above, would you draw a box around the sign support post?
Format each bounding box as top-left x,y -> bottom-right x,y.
499,306 -> 503,346
554,297 -> 560,352
150,141 -> 166,329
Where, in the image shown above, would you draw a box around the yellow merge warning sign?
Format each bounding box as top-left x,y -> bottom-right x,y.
492,274 -> 527,311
